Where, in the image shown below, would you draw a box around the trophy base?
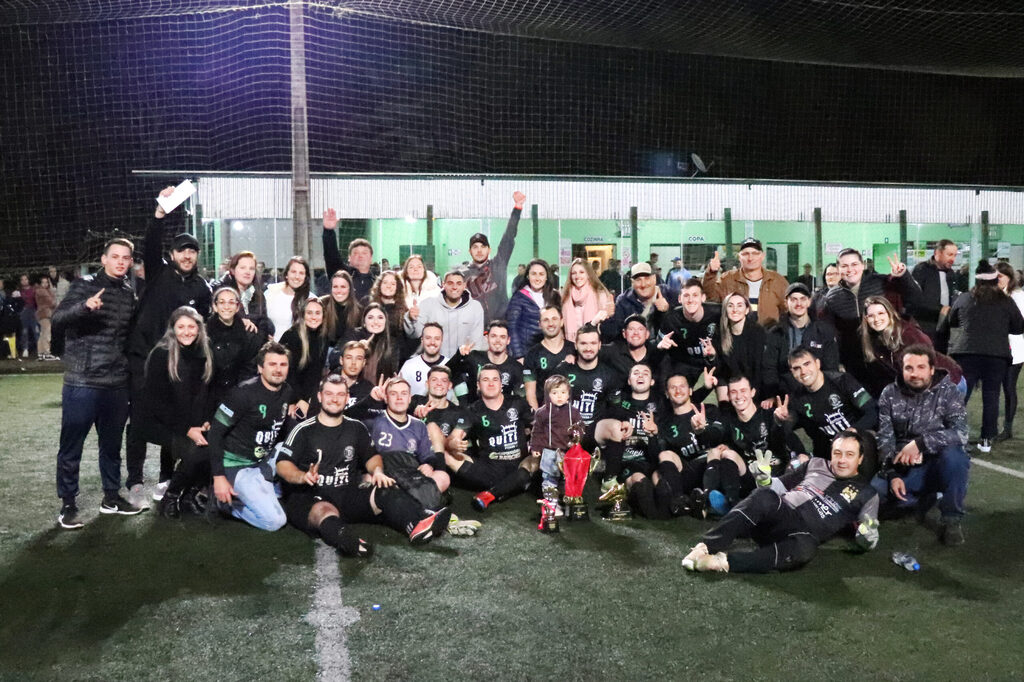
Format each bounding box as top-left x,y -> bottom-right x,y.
565,503 -> 590,522
602,500 -> 633,521
539,517 -> 560,533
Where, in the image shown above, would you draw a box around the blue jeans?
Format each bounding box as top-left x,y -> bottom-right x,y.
225,458 -> 286,531
871,444 -> 970,520
539,448 -> 562,489
56,384 -> 130,500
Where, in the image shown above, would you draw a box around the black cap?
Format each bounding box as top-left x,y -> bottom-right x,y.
785,282 -> 811,298
171,232 -> 199,251
739,237 -> 763,252
469,232 -> 490,248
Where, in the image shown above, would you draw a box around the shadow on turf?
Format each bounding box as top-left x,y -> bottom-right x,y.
0,515 -> 313,674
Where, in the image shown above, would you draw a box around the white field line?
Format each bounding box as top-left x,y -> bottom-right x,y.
974,458 -> 1024,480
307,543 -> 361,681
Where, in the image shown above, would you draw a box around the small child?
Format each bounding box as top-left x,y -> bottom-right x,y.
529,375 -> 584,501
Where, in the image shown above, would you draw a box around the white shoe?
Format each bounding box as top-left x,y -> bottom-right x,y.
682,542 -> 709,571
151,480 -> 170,502
977,439 -> 992,454
128,483 -> 150,510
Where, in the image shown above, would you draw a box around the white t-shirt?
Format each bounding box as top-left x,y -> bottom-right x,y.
745,277 -> 763,313
400,354 -> 455,399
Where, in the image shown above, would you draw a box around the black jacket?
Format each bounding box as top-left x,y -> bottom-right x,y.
139,344 -> 210,446
52,271 -> 137,389
210,273 -> 274,339
207,315 -> 263,407
910,258 -> 959,332
323,228 -> 375,303
128,217 -> 212,358
949,292 -> 1024,360
280,326 -> 331,402
762,314 -> 840,398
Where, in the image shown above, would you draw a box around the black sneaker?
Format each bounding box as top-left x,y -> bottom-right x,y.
940,519 -> 965,546
180,487 -> 208,515
99,494 -> 145,515
159,492 -> 182,519
58,503 -> 84,530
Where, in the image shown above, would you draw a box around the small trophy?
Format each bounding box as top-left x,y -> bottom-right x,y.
537,492 -> 560,533
600,482 -> 632,522
559,423 -> 597,522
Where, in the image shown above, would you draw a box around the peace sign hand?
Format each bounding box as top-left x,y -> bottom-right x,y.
370,374 -> 388,402
303,462 -> 320,486
690,403 -> 708,431
887,254 -> 906,277
702,366 -> 718,389
774,395 -> 790,423
699,337 -> 716,358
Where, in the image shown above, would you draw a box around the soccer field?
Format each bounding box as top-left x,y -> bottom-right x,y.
2,373 -> 1024,681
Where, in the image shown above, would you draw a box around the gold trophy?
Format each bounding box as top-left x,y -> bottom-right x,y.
559,423 -> 598,522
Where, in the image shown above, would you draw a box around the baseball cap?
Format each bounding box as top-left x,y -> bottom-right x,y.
739,237 -> 763,252
171,233 -> 200,251
630,262 -> 653,278
785,282 -> 812,298
469,232 -> 490,248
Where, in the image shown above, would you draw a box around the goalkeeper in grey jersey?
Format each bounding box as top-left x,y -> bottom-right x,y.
683,430 -> 879,574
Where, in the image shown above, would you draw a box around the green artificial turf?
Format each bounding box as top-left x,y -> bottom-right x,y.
2,373 -> 1023,681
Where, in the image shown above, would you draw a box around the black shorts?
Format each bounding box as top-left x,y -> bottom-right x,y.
455,457 -> 520,491
282,485 -> 376,534
622,458 -> 653,479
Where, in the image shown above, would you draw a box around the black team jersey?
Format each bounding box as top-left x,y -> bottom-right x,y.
454,396 -> 532,461
659,304 -> 720,377
523,340 -> 575,392
276,416 -> 373,499
553,360 -> 624,426
711,406 -> 795,474
208,377 -> 294,476
656,403 -> 723,460
787,371 -> 877,458
450,350 -> 525,403
345,379 -> 373,409
421,401 -> 469,440
607,392 -> 662,466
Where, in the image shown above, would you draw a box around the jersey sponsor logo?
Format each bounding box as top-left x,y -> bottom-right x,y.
507,407 -> 518,422
344,445 -> 355,462
488,423 -> 520,451
829,393 -> 843,409
841,484 -> 858,503
501,372 -> 510,386
322,465 -> 350,488
593,378 -> 604,392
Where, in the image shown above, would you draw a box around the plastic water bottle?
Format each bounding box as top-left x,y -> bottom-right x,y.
891,551 -> 920,572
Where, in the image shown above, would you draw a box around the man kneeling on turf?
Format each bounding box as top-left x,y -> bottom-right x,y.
276,375 -> 452,555
682,430 -> 879,573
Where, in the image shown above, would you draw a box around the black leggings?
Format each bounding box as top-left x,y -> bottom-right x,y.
1003,362 -> 1023,430
166,435 -> 210,497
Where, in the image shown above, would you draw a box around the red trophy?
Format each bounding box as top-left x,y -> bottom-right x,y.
559,424 -> 597,522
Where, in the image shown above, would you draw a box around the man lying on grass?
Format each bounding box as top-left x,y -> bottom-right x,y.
682,429 -> 879,573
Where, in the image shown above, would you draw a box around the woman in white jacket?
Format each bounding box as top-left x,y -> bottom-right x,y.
264,256 -> 313,341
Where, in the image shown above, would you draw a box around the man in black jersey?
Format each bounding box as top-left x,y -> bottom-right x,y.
208,342 -> 295,531
276,376 -> 452,555
445,366 -> 533,509
327,340 -> 373,407
774,347 -> 878,472
450,320 -> 524,403
551,324 -> 628,493
411,366 -> 468,462
659,278 -> 720,385
601,314 -> 666,378
698,374 -> 795,515
650,371 -> 722,518
523,306 -> 574,410
683,430 -> 879,573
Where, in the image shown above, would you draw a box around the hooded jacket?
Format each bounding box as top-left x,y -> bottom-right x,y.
404,291 -> 485,358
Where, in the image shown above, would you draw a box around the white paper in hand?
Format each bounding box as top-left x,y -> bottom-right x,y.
156,180 -> 196,214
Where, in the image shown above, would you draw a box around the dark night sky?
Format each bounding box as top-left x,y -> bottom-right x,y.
2,3 -> 1024,269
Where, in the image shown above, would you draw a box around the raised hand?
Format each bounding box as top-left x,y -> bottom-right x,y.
653,287 -> 669,311
241,317 -> 258,334
459,340 -> 475,356
691,403 -> 708,431
708,250 -> 721,274
408,300 -> 420,321
657,331 -> 677,350
699,337 -> 716,358
887,254 -> 906,277
702,365 -> 718,389
369,374 -> 388,402
154,185 -> 175,219
85,288 -> 105,311
513,191 -> 526,210
303,462 -> 320,486
323,208 -> 339,230
774,394 -> 790,423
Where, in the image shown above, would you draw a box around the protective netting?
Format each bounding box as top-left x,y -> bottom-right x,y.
2,1 -> 1024,270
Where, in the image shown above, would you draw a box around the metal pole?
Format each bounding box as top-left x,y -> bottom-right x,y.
813,207 -> 822,277
290,1 -> 311,259
630,206 -> 639,271
981,210 -> 990,261
899,210 -> 908,267
531,203 -> 539,259
723,208 -> 733,263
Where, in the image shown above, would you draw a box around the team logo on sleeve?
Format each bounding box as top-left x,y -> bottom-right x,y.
829,394 -> 843,409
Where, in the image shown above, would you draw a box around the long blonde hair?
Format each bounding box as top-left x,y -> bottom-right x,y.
152,306 -> 213,383
294,298 -> 326,370
859,295 -> 903,363
560,258 -> 610,306
719,292 -> 749,355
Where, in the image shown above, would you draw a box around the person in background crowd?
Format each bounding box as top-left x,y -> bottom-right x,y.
399,254 -> 441,311
762,282 -> 839,399
600,259 -> 623,297
507,258 -> 561,360
16,273 -> 38,358
404,270 -> 485,359
264,256 -> 312,342
511,264 -> 528,293
796,263 -> 815,292
911,239 -> 959,354
996,262 -> 1024,441
603,262 -> 671,341
464,191 -> 526,321
702,238 -> 789,326
320,269 -> 362,345
35,274 -> 58,360
322,208 -> 376,303
211,251 -> 274,339
811,262 -> 840,317
948,260 -> 1024,453
664,256 -> 693,301
561,257 -> 615,343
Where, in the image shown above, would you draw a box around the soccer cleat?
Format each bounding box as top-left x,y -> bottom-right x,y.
180,487 -> 208,515
127,483 -> 149,511
409,507 -> 452,544
688,488 -> 708,519
695,551 -> 730,573
977,439 -> 992,453
447,513 -> 482,536
99,494 -> 145,515
707,490 -> 731,516
151,480 -> 170,502
158,492 -> 182,519
940,519 -> 965,546
58,503 -> 84,530
472,491 -> 496,512
681,542 -> 709,571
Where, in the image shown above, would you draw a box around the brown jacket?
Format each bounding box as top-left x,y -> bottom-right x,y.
34,285 -> 56,321
702,267 -> 789,326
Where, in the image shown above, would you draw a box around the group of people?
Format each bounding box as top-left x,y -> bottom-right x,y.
0,268 -> 71,360
49,186 -> 1024,572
